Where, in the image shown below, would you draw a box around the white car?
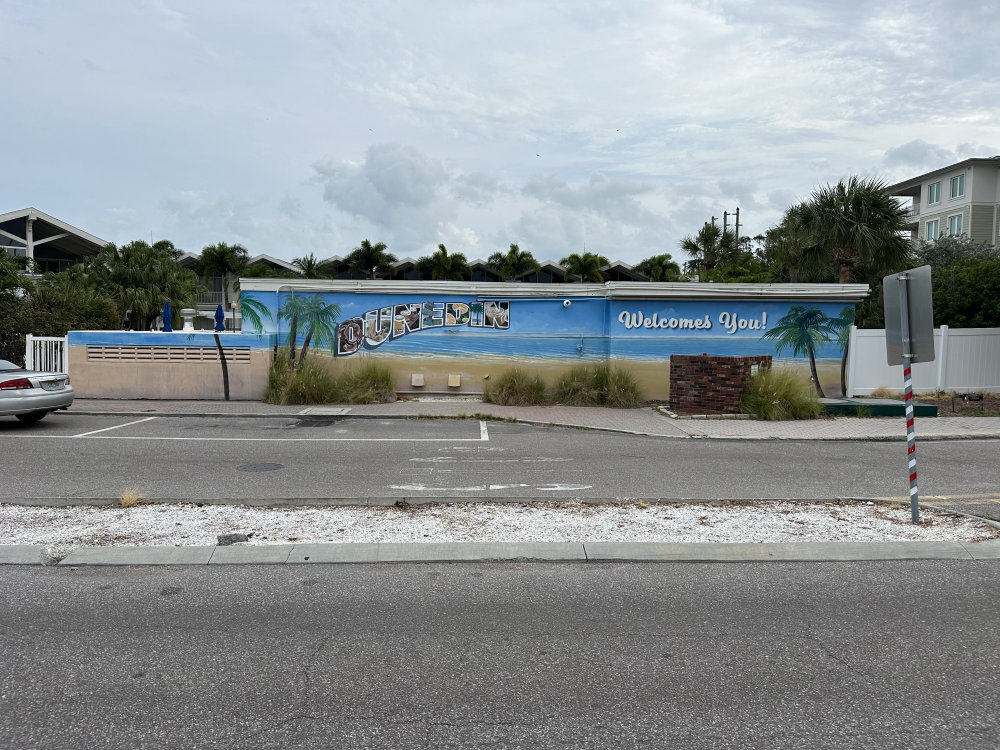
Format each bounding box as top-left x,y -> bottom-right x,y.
0,358 -> 74,423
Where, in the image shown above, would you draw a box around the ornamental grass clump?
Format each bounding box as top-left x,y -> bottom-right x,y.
266,356 -> 396,404
482,367 -> 548,406
739,367 -> 821,420
553,363 -> 644,408
336,360 -> 396,404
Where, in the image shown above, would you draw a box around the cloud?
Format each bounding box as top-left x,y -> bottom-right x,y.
884,140 -> 955,170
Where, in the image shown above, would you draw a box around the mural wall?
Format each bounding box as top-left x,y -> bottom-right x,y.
241,284 -> 859,398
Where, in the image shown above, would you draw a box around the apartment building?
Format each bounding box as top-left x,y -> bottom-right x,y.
886,156 -> 1000,245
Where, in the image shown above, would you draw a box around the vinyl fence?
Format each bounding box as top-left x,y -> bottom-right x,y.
24,334 -> 69,374
847,326 -> 1000,395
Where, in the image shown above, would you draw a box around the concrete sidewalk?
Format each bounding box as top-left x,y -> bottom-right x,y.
67,397 -> 1000,441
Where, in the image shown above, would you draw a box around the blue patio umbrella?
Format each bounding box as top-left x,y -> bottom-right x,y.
214,304 -> 226,331
162,300 -> 173,332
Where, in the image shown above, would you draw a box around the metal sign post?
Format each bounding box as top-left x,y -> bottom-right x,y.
883,266 -> 934,524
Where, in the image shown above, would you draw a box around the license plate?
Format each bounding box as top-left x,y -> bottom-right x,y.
41,379 -> 65,391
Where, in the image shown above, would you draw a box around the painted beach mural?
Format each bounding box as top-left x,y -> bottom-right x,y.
239,281 -> 868,399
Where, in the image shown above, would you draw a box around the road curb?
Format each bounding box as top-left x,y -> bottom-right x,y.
2,540 -> 998,567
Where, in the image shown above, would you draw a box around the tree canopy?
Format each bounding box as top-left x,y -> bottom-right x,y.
345,240 -> 396,279
560,252 -> 608,283
487,243 -> 539,281
419,244 -> 470,281
801,176 -> 912,284
635,254 -> 682,282
85,240 -> 201,329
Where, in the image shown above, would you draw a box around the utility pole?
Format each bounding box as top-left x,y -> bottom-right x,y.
711,216 -> 718,227
723,211 -> 729,234
734,207 -> 740,241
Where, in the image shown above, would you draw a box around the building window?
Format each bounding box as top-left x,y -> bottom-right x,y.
950,174 -> 965,199
927,182 -> 941,204
925,219 -> 939,241
948,213 -> 963,236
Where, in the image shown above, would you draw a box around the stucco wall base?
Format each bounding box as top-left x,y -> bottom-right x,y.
67,347 -> 272,400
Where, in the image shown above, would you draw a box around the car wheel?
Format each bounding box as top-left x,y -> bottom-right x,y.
15,411 -> 48,424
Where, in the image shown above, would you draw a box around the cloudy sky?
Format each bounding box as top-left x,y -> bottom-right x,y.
2,0 -> 998,266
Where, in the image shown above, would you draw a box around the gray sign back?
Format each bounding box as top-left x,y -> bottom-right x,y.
882,265 -> 935,365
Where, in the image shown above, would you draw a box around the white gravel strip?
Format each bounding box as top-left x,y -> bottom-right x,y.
1,501 -> 997,559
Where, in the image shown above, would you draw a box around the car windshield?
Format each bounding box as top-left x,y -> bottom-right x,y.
0,359 -> 21,371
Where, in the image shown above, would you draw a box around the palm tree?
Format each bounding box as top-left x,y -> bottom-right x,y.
86,240 -> 200,329
829,306 -> 855,397
292,252 -> 338,279
199,242 -> 250,311
277,293 -> 341,367
680,223 -> 738,280
764,204 -> 821,283
487,243 -> 540,281
635,254 -> 683,282
239,295 -> 273,335
560,252 -> 609,283
294,296 -> 342,367
345,240 -> 396,279
420,244 -> 470,280
761,306 -> 836,397
802,176 -> 913,283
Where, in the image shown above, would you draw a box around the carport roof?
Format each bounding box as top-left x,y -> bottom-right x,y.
0,207 -> 108,259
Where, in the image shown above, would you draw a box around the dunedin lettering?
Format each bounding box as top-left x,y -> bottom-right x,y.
337,300 -> 509,355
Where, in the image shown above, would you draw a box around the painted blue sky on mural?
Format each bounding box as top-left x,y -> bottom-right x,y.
244,292 -> 849,361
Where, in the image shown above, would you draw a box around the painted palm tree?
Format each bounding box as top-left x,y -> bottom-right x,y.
345,240 -> 397,279
420,244 -> 470,280
802,176 -> 912,283
239,295 -> 273,335
680,223 -> 738,280
829,305 -> 856,397
277,293 -> 342,367
487,243 -> 540,281
761,306 -> 836,397
560,252 -> 609,283
635,253 -> 682,282
199,241 -> 250,311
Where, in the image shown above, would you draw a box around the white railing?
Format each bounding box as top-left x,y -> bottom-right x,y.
846,326 -> 1000,395
25,334 -> 69,374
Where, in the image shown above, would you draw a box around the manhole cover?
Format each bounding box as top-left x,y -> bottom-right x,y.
237,462 -> 284,472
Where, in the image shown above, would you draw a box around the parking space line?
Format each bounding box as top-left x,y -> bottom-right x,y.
72,417 -> 158,437
47,420 -> 491,443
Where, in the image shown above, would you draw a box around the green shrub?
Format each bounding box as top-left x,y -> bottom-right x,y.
482,367 -> 548,405
265,356 -> 396,405
739,368 -> 821,420
553,363 -> 644,408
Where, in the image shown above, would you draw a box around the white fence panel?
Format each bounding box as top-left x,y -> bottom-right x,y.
847,326 -> 1000,395
24,334 -> 69,374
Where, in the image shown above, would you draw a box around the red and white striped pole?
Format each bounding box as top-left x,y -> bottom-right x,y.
897,274 -> 920,524
903,362 -> 920,523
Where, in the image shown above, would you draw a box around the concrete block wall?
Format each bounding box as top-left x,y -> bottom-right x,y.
669,355 -> 772,414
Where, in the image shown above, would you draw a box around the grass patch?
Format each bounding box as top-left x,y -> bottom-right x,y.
869,386 -> 903,399
482,367 -> 549,406
552,364 -> 644,408
740,367 -> 821,420
120,487 -> 144,508
266,356 -> 396,405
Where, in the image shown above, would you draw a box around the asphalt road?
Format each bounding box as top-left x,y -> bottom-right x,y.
2,561 -> 998,749
2,414 -> 999,518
